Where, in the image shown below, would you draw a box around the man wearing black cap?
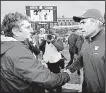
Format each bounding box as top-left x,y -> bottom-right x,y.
66,9 -> 105,93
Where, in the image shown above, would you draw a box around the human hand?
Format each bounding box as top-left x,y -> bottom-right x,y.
74,54 -> 78,61
45,34 -> 55,42
27,35 -> 33,44
63,68 -> 71,75
41,60 -> 48,68
31,35 -> 37,46
66,64 -> 76,73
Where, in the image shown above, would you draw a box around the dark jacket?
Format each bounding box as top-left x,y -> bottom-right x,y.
75,35 -> 84,54
1,36 -> 70,93
67,29 -> 105,92
68,33 -> 84,54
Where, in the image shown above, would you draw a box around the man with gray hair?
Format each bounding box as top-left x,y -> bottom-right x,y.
0,12 -> 70,93
66,9 -> 105,93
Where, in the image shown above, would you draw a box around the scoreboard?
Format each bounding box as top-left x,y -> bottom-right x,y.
26,6 -> 57,22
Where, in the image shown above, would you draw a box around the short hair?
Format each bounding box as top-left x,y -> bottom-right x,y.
89,18 -> 104,27
88,18 -> 104,33
1,12 -> 29,37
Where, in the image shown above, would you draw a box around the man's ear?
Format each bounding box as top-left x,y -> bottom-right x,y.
12,27 -> 19,37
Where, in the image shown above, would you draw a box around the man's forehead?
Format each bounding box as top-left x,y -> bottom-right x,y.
20,20 -> 31,26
